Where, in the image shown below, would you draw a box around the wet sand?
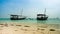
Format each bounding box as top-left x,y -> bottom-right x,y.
0,23 -> 60,34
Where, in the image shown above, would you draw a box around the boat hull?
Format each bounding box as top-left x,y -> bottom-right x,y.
10,18 -> 26,20
37,14 -> 48,20
37,17 -> 48,20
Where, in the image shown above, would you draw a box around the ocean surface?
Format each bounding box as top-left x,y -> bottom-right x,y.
0,18 -> 60,24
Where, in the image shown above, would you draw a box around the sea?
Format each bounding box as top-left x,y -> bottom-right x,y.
0,18 -> 60,24
0,18 -> 60,29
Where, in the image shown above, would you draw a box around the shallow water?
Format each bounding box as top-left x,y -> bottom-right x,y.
0,18 -> 60,24
0,18 -> 60,29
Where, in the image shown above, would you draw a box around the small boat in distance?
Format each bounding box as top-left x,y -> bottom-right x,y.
10,9 -> 26,20
37,8 -> 48,20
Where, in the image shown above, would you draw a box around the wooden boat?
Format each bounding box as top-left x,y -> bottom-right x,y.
10,15 -> 26,20
37,14 -> 48,20
10,9 -> 26,20
37,8 -> 48,20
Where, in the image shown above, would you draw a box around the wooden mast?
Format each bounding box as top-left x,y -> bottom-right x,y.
20,8 -> 23,16
44,8 -> 46,15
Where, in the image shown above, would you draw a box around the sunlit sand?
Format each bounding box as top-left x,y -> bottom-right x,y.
0,23 -> 60,34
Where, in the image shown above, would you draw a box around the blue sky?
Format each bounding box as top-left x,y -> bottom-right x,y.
0,0 -> 60,18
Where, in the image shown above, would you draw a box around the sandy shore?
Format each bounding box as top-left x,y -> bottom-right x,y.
0,23 -> 60,34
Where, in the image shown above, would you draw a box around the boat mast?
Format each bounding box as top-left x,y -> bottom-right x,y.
44,8 -> 46,15
21,8 -> 23,16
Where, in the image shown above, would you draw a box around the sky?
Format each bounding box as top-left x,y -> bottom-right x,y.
0,0 -> 60,18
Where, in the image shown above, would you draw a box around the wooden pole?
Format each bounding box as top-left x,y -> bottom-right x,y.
20,8 -> 23,16
44,8 -> 46,15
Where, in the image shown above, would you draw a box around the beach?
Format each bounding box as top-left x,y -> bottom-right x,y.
0,22 -> 60,34
0,0 -> 60,34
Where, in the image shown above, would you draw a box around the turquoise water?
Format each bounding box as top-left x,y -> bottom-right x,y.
0,18 -> 60,24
